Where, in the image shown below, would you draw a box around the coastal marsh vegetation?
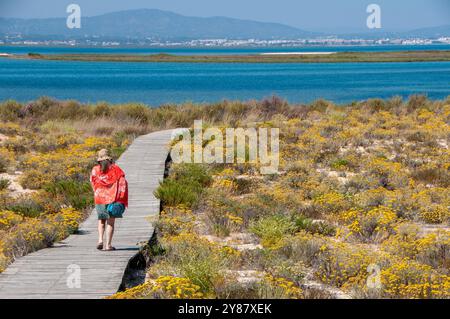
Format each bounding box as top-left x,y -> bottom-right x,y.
16,50 -> 450,63
1,95 -> 449,298
0,99 -> 141,271
115,95 -> 449,299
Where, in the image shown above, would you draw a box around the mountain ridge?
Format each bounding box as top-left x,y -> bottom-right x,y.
0,8 -> 317,40
0,9 -> 448,41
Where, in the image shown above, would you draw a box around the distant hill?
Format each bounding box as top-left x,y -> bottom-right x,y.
0,9 -> 317,40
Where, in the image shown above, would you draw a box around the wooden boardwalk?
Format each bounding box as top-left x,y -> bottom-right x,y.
0,129 -> 175,299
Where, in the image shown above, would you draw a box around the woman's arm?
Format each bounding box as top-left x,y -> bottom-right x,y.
116,176 -> 128,207
90,166 -> 98,190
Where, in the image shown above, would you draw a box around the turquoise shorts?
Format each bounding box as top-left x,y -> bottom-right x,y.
96,203 -> 125,220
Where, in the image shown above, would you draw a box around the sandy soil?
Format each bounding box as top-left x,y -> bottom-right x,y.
0,172 -> 37,197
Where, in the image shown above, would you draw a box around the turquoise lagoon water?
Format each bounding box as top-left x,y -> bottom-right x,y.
0,46 -> 449,105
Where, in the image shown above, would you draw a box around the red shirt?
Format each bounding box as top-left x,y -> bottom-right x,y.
90,163 -> 128,207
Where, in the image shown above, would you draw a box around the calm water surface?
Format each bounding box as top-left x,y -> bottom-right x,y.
0,46 -> 449,105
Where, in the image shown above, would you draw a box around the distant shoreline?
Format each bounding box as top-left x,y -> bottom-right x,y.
260,52 -> 336,55
5,50 -> 450,63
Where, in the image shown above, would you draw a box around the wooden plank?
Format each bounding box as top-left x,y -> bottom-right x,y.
0,129 -> 175,299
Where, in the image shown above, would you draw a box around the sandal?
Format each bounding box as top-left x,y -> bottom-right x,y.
103,247 -> 116,251
96,243 -> 103,250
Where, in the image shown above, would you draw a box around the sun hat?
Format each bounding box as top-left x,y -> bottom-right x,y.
97,149 -> 113,162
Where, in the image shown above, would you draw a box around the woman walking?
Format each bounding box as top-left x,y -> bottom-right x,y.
90,149 -> 128,251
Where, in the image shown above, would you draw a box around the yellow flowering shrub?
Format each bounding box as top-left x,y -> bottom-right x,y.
381,259 -> 450,299
0,147 -> 15,171
0,210 -> 23,230
226,213 -> 243,226
220,246 -> 241,259
341,206 -> 398,242
250,215 -> 295,250
382,229 -> 450,269
313,192 -> 351,216
157,206 -> 195,236
157,232 -> 228,294
46,207 -> 83,238
259,274 -> 304,299
0,254 -> 7,272
107,282 -> 154,299
108,276 -> 203,299
369,158 -> 403,177
315,241 -> 379,289
355,187 -> 395,209
0,207 -> 83,261
0,122 -> 21,135
420,205 -> 449,224
212,168 -> 239,193
0,114 -> 134,274
20,136 -> 115,189
151,276 -> 204,299
100,99 -> 450,299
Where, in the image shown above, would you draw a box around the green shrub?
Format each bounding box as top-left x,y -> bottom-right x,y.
155,164 -> 212,207
92,102 -> 112,117
152,235 -> 227,295
155,179 -> 199,207
112,104 -> 150,125
294,215 -> 336,236
250,215 -> 296,249
364,98 -> 387,112
171,164 -> 212,187
407,95 -> 429,112
202,188 -> 247,237
411,166 -> 449,188
26,96 -> 58,118
3,195 -> 44,218
28,52 -> 42,58
331,159 -> 349,170
0,100 -> 22,121
0,178 -> 10,191
43,180 -> 93,211
0,155 -> 10,173
56,100 -> 85,119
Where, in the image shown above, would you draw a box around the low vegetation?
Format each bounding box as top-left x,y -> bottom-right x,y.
0,101 -> 140,271
13,50 -> 450,63
1,95 -> 449,299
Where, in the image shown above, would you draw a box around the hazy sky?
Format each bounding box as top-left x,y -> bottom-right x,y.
0,0 -> 449,32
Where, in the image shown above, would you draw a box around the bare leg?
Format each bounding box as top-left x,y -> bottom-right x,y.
98,219 -> 106,245
105,218 -> 116,250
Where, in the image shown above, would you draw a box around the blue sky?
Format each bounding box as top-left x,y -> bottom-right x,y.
0,0 -> 449,32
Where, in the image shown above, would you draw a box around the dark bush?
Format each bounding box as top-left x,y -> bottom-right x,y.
4,195 -> 44,218
0,157 -> 8,173
154,178 -> 199,207
0,100 -> 22,121
44,180 -> 94,210
171,164 -> 212,188
92,102 -> 112,117
0,178 -> 10,190
407,95 -> 429,112
155,164 -> 212,207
